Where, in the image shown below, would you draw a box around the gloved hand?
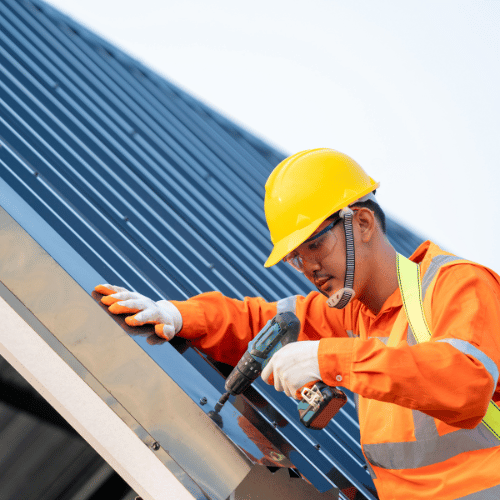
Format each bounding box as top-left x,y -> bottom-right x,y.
95,284 -> 182,340
261,341 -> 321,399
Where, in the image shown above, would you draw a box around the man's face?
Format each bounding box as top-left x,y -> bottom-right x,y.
286,208 -> 375,300
290,217 -> 348,298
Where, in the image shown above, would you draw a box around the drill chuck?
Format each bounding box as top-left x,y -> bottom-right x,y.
224,351 -> 261,395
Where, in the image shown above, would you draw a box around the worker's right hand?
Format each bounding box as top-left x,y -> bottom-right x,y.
95,284 -> 182,340
261,341 -> 321,399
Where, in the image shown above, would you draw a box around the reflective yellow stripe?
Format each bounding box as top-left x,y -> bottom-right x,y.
396,253 -> 431,343
396,253 -> 500,439
483,400 -> 500,440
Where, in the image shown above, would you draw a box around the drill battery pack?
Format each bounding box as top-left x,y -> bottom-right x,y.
297,382 -> 347,429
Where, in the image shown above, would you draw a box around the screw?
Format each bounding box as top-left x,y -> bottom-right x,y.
200,397 -> 207,405
151,442 -> 160,451
272,421 -> 278,428
314,444 -> 321,451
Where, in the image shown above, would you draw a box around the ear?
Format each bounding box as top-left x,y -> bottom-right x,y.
354,208 -> 376,243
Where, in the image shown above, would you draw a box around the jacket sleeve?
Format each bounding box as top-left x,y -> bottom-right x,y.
317,264 -> 500,428
170,291 -> 348,366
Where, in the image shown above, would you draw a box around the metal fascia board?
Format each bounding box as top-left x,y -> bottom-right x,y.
0,293 -> 197,500
0,203 -> 252,500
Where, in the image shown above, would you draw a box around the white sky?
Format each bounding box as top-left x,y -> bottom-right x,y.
46,0 -> 500,272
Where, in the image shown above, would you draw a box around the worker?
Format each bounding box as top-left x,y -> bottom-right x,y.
96,148 -> 500,500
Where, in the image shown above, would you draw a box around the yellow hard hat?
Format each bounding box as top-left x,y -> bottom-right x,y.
264,148 -> 379,267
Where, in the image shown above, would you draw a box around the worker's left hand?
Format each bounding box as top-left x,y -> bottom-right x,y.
261,341 -> 321,399
95,284 -> 182,340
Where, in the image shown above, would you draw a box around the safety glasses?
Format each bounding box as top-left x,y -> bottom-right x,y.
284,218 -> 343,273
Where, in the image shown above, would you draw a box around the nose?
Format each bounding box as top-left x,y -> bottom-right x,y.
302,257 -> 322,276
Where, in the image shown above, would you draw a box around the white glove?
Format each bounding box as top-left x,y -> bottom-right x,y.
261,341 -> 321,399
96,284 -> 182,340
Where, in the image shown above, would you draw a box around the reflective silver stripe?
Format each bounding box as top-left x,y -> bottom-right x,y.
364,421 -> 500,470
276,295 -> 297,314
347,328 -> 387,344
364,460 -> 377,480
406,326 -> 417,346
421,255 -> 463,298
412,409 -> 438,441
457,483 -> 500,499
437,338 -> 500,391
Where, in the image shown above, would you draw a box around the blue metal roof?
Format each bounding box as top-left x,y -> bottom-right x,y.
0,0 -> 425,498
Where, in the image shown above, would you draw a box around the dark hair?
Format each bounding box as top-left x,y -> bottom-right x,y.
351,198 -> 386,234
328,197 -> 387,234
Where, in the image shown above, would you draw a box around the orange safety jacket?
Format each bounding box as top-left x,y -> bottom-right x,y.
171,241 -> 500,499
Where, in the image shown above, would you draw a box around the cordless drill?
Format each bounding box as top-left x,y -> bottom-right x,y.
210,312 -> 301,425
209,311 -> 347,430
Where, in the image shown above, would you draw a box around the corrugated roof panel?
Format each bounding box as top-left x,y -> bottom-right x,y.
0,9 -> 311,299
0,0 -> 426,498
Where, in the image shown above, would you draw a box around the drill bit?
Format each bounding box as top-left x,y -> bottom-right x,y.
213,391 -> 230,414
208,392 -> 230,427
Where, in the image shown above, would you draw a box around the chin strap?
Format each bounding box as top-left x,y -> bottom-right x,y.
327,207 -> 356,309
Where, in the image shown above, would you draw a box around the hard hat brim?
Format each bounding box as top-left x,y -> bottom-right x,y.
264,216 -> 327,268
